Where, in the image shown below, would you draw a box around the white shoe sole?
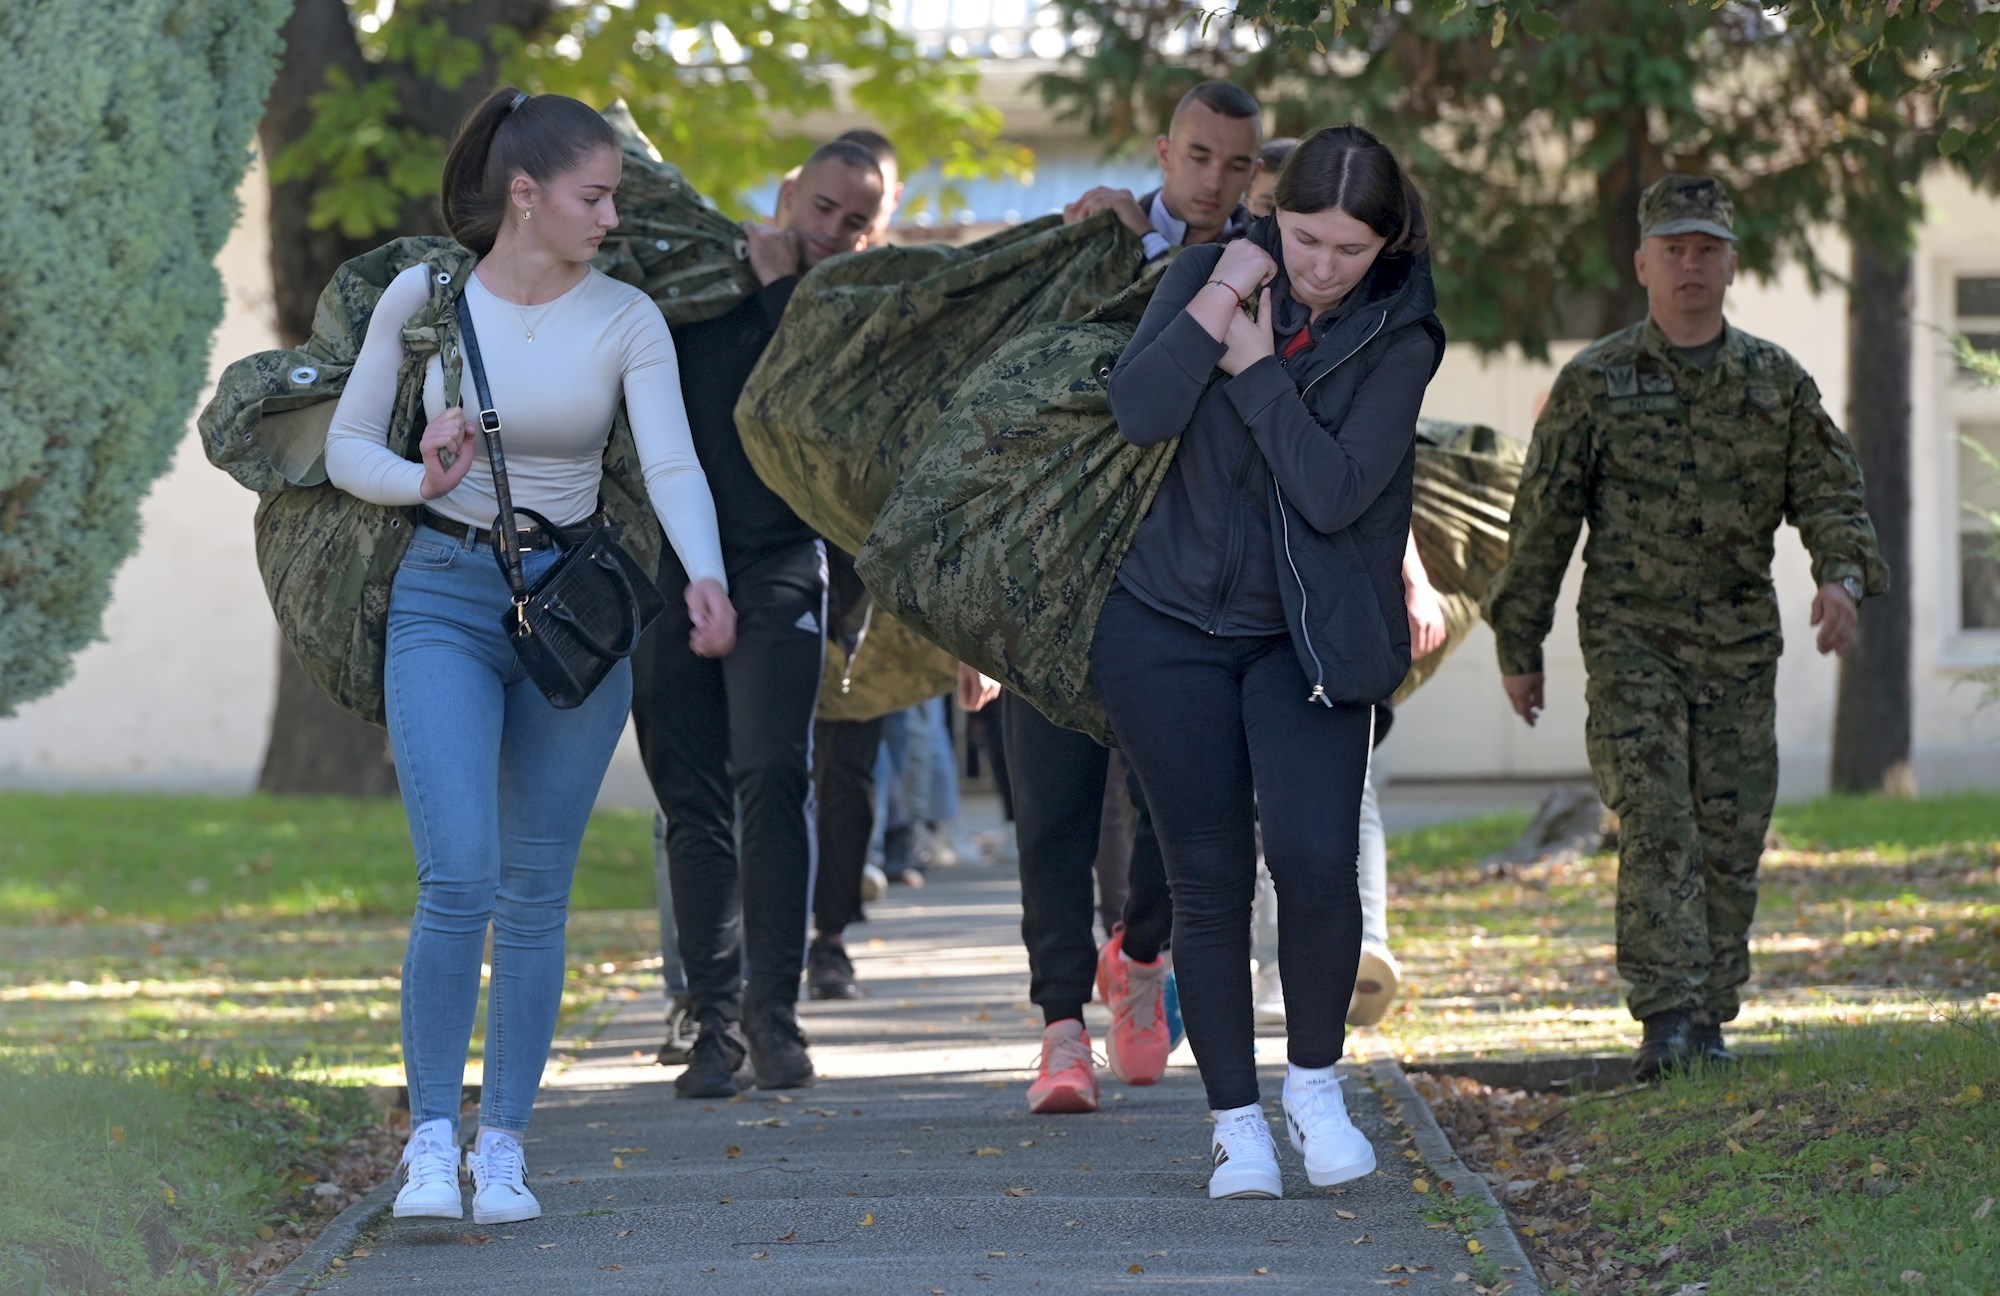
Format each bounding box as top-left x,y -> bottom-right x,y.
1209,1170 -> 1283,1200
1346,945 -> 1401,1027
472,1199 -> 542,1225
392,1197 -> 463,1220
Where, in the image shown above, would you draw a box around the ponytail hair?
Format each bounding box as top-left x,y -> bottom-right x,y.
439,87 -> 618,255
1271,125 -> 1428,257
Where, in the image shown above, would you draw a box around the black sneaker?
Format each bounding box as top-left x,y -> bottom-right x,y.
1690,1022 -> 1737,1068
1632,1008 -> 1693,1084
806,936 -> 861,1001
673,1019 -> 751,1100
745,1002 -> 817,1091
655,993 -> 700,1067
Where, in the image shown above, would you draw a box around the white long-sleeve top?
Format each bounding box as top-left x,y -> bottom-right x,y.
324,263 -> 728,589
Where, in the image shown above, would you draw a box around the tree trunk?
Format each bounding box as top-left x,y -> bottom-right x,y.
1830,237 -> 1914,795
251,0 -> 552,796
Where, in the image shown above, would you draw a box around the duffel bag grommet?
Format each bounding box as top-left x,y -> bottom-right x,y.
667,287 -> 681,297
289,365 -> 318,385
655,239 -> 672,252
434,270 -> 452,285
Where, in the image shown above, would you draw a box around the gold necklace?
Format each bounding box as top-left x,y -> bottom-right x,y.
486,265 -> 567,342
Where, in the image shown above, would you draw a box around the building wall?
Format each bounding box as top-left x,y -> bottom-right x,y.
1,163 -> 1995,801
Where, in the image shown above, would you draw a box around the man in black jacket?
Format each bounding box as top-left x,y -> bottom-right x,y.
1063,79 -> 1260,265
1006,81 -> 1265,1117
633,139 -> 885,1098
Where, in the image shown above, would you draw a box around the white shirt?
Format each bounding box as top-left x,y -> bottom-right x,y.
1140,191 -> 1185,263
325,264 -> 727,589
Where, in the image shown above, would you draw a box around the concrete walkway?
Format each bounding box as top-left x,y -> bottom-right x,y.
288,866 -> 1536,1295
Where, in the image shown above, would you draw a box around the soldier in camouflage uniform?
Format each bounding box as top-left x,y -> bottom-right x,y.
1483,175 -> 1889,1081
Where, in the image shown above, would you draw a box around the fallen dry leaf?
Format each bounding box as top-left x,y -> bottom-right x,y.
1411,1179 -> 1432,1194
1336,1210 -> 1358,1220
777,1230 -> 797,1242
1002,1187 -> 1032,1198
976,1147 -> 1005,1157
535,1243 -> 557,1250
598,1265 -> 623,1271
611,1156 -> 625,1170
1128,1265 -> 1145,1274
1974,1197 -> 1994,1220
751,1251 -> 770,1261
988,1252 -> 1007,1259
861,1213 -> 876,1226
459,1235 -> 492,1245
1467,1239 -> 1484,1255
617,1229 -> 634,1238
1253,1267 -> 1269,1276
725,1145 -> 742,1160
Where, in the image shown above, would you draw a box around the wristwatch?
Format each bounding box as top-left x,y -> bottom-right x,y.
1839,576 -> 1865,604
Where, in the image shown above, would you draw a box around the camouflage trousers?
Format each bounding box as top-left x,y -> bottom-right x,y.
1583,652 -> 1778,1025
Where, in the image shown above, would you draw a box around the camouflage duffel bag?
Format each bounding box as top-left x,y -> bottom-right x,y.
1391,419 -> 1524,705
818,613 -> 958,723
592,101 -> 761,328
854,281 -> 1172,746
735,211 -> 1144,557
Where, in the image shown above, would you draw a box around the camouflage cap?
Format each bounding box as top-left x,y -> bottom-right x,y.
1638,173 -> 1736,242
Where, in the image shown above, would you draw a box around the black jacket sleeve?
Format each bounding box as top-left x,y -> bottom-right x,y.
1106,245 -> 1227,447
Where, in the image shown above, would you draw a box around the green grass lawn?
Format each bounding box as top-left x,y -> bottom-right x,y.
1387,791 -> 2000,1296
1377,792 -> 2000,1065
0,1057 -> 380,1296
1,792 -> 663,1083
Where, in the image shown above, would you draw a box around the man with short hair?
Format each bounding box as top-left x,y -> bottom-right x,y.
1063,79 -> 1262,261
634,140 -> 885,1098
804,125 -> 909,1002
1012,81 -> 1264,1116
1245,136 -> 1297,219
1485,174 -> 1888,1081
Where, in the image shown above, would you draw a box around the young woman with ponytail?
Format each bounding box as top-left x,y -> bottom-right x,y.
323,87 -> 737,1225
1091,125 -> 1446,1200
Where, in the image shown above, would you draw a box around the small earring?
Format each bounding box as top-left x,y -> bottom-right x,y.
520,208 -> 532,221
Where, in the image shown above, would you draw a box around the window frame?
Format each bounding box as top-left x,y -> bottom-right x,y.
1939,262 -> 2000,663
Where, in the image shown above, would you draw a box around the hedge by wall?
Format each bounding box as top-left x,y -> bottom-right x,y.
0,0 -> 286,714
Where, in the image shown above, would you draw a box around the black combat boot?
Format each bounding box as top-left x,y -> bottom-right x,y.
673,1017 -> 751,1100
1690,1022 -> 1737,1068
1632,1008 -> 1693,1083
806,935 -> 861,1001
655,992 -> 699,1067
745,1001 -> 817,1090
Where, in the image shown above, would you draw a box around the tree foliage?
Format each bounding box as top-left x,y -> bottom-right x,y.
1040,0 -> 1999,355
271,0 -> 1027,240
0,0 -> 286,716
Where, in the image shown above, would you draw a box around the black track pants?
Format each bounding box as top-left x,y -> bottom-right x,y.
812,715 -> 885,939
633,541 -> 826,1023
1001,691 -> 1171,1026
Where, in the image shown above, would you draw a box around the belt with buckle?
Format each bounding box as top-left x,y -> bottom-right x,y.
421,511 -> 558,552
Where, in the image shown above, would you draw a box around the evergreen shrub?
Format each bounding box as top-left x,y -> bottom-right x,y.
0,0 -> 285,713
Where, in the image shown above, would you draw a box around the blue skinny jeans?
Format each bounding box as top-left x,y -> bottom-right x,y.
385,524 -> 633,1135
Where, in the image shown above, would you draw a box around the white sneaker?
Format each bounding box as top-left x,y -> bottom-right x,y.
1252,964 -> 1287,1025
1283,1075 -> 1376,1187
392,1119 -> 463,1219
466,1130 -> 541,1224
1208,1109 -> 1283,1200
860,862 -> 887,903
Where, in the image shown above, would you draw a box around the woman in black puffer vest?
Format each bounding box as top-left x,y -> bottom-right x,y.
1092,124 -> 1445,1201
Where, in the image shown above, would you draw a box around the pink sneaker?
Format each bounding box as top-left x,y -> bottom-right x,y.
1026,1019 -> 1099,1114
1096,929 -> 1171,1086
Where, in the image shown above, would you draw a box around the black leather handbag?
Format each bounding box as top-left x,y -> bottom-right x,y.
456,296 -> 665,709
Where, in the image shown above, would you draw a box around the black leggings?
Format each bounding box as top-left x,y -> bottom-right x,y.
1090,588 -> 1371,1110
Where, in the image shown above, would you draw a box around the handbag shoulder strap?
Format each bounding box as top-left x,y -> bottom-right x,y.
453,293 -> 530,606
